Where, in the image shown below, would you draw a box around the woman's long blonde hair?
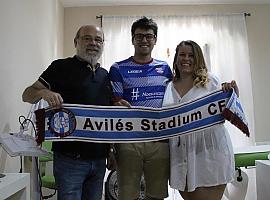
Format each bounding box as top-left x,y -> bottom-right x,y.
173,40 -> 208,87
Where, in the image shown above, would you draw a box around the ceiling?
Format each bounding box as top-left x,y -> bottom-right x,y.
60,0 -> 270,7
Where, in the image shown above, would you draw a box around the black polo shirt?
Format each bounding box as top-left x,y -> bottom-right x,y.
39,56 -> 112,159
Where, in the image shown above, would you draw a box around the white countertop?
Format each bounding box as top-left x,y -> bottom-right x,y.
0,173 -> 30,200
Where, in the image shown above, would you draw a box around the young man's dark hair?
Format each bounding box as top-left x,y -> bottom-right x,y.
131,16 -> 158,36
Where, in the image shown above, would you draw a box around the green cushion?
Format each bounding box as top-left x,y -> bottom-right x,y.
41,175 -> 57,189
39,153 -> 53,162
39,141 -> 56,189
39,141 -> 53,162
234,152 -> 269,167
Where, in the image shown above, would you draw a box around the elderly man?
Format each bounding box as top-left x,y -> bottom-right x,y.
22,25 -> 112,200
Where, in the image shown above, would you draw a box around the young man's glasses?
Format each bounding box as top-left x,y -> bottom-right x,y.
133,33 -> 156,41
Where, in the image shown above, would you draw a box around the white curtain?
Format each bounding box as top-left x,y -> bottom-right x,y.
102,14 -> 255,149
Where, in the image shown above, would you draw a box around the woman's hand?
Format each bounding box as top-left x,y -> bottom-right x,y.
222,80 -> 239,97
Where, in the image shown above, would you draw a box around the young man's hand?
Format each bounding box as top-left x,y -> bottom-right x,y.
114,99 -> 131,107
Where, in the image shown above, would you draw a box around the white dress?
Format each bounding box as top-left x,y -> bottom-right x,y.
162,74 -> 235,192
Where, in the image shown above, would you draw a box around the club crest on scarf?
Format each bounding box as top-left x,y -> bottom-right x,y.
48,108 -> 76,137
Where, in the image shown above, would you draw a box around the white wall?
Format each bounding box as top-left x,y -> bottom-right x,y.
0,0 -> 64,172
64,4 -> 270,144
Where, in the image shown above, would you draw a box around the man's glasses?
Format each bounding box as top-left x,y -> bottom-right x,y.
133,33 -> 156,41
79,35 -> 103,45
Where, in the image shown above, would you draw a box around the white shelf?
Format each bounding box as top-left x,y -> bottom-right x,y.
256,160 -> 270,200
0,173 -> 30,200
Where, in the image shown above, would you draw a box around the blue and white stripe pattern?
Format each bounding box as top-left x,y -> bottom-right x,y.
39,89 -> 249,143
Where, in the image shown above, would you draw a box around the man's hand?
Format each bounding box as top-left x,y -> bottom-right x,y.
22,80 -> 63,108
107,151 -> 117,170
39,89 -> 63,108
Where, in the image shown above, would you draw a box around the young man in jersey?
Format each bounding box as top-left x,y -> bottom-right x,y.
109,17 -> 173,200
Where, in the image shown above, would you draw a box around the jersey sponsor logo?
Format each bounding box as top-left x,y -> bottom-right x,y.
48,108 -> 76,137
131,88 -> 164,101
131,88 -> 140,100
142,91 -> 164,97
127,69 -> 143,74
142,91 -> 164,100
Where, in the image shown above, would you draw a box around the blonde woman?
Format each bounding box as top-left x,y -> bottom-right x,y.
163,40 -> 238,200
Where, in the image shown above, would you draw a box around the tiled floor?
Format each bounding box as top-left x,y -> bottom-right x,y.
43,168 -> 257,200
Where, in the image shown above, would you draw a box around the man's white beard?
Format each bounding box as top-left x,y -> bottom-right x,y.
77,50 -> 101,66
81,54 -> 97,65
